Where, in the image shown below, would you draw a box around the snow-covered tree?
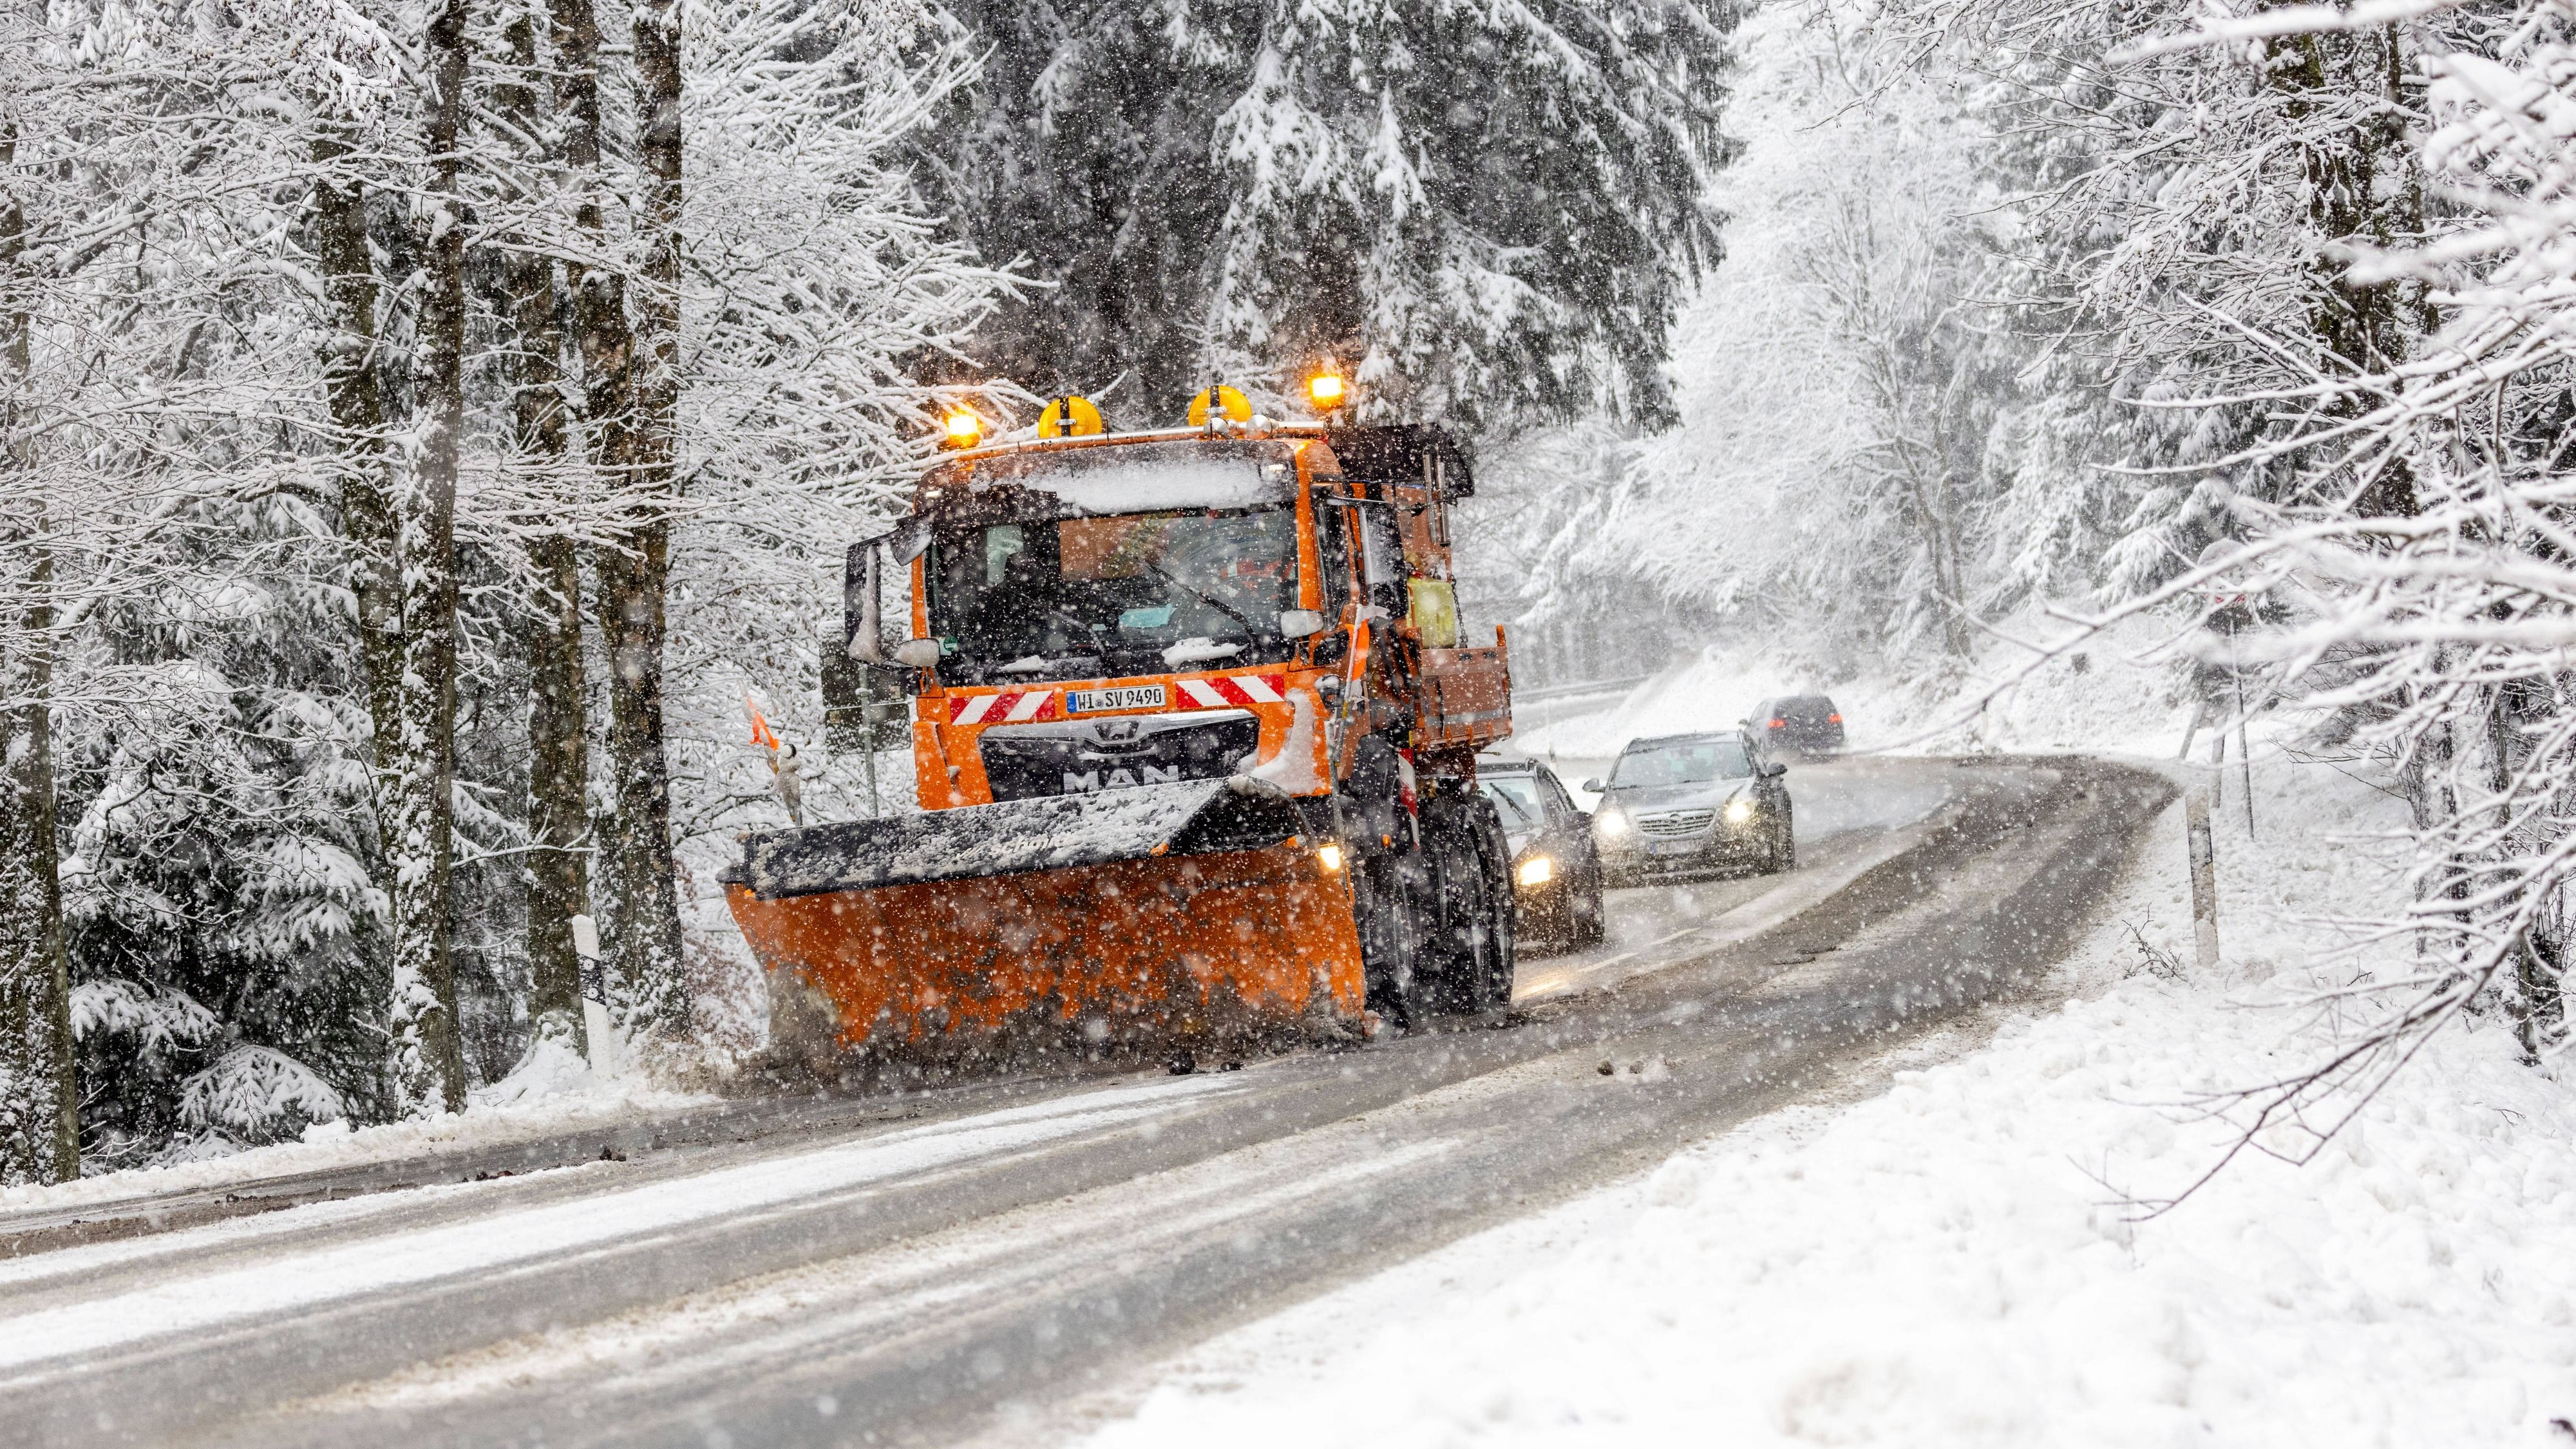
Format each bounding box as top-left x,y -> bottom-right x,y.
62,491 -> 384,1155
1485,1 -> 2050,680
0,0 -> 1012,1167
2101,3 -> 2576,1106
927,0 -> 1741,429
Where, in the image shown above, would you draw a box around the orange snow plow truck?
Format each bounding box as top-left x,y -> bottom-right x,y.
721,399 -> 1516,1079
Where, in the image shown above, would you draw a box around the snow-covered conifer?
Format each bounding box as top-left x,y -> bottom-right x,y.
929,0 -> 1739,428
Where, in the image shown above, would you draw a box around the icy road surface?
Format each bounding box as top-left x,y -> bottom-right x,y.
0,756 -> 2170,1449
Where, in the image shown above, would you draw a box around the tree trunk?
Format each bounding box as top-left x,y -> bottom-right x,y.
499,6 -> 589,1052
308,128 -> 435,1112
0,526 -> 76,1188
0,125 -> 78,1184
310,131 -> 404,800
387,0 -> 474,1113
552,0 -> 685,1032
597,0 -> 688,1033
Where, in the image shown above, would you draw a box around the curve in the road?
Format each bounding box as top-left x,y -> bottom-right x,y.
0,757 -> 2172,1449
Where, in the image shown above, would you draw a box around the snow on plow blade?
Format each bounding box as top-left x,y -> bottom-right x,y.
723,781 -> 1367,1079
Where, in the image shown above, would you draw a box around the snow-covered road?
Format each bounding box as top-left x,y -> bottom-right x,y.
0,757 -> 2170,1449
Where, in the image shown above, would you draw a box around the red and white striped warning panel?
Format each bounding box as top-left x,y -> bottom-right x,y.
1172,674 -> 1285,708
946,674 -> 1287,725
948,690 -> 1061,725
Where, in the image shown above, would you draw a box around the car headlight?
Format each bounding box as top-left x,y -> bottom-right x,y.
1724,797 -> 1756,825
1595,806 -> 1630,840
1517,856 -> 1553,887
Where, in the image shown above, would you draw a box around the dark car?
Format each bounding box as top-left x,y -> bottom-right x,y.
1476,756 -> 1606,949
1582,732 -> 1794,885
1749,694 -> 1846,755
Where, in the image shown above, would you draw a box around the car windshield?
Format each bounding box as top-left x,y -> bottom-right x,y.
1610,737 -> 1752,786
1479,775 -> 1546,830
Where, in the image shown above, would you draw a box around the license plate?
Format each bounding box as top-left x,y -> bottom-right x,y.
1067,684 -> 1166,715
1649,840 -> 1701,857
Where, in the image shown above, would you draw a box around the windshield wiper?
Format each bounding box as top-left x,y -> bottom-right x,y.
1162,637 -> 1245,668
1142,559 -> 1260,640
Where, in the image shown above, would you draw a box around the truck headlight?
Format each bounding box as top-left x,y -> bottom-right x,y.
1724,797 -> 1756,825
1517,856 -> 1553,887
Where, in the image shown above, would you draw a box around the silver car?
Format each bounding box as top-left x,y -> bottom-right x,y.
1583,732 -> 1794,885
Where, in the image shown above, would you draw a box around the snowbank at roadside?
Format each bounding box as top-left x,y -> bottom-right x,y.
1082,724 -> 2576,1444
1516,606 -> 2197,763
0,1041 -> 711,1214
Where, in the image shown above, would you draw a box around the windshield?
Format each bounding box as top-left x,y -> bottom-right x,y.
927,506 -> 1302,685
1609,737 -> 1752,788
1479,776 -> 1546,831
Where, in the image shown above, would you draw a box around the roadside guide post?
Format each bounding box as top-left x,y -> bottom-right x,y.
2186,787 -> 2221,969
571,911 -> 622,1073
2224,612 -> 2254,839
2193,540 -> 2261,840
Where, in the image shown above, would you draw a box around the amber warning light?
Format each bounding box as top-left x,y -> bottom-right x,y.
942,410 -> 984,448
1307,372 -> 1349,412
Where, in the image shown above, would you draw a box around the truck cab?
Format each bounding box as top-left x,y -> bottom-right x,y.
839,424 -> 1510,812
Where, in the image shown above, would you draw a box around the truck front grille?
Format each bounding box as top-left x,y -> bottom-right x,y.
978,709 -> 1260,802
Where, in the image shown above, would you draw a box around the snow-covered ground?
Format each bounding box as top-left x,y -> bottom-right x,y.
0,1037 -> 710,1214
1070,649 -> 2576,1448
1515,607 -> 2195,766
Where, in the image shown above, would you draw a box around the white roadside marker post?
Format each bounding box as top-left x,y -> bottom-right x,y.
2185,787 -> 2221,970
572,911 -> 622,1075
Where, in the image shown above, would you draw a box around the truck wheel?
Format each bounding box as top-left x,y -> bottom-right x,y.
1423,795 -> 1513,1014
1479,864 -> 1517,1009
1474,797 -> 1517,1009
1358,851 -> 1431,1032
1448,849 -> 1511,1011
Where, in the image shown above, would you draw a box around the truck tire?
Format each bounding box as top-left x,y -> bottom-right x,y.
1423,795 -> 1513,1014
1479,878 -> 1517,1008
1474,801 -> 1517,1009
1357,849 -> 1432,1032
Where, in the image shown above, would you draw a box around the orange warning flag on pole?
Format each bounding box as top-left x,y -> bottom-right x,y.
745,694 -> 780,752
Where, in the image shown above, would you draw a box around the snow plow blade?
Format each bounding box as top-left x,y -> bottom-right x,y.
722,781 -> 1367,1079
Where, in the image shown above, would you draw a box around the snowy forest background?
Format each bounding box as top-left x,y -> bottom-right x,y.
10,0 -> 2576,1184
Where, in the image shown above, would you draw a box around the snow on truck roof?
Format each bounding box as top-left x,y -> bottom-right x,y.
920,439 -> 1297,521
917,423 -> 1477,506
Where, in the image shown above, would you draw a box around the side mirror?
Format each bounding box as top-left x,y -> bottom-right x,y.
1277,609 -> 1325,639
892,638 -> 944,668
847,543 -> 888,666
1762,761 -> 1787,779
1581,777 -> 1604,793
